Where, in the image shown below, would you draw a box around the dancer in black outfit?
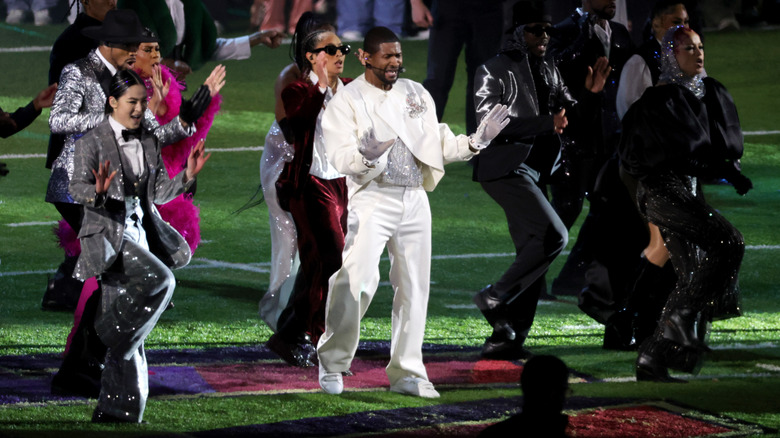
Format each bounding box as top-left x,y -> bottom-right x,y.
619,25 -> 750,382
471,0 -> 610,360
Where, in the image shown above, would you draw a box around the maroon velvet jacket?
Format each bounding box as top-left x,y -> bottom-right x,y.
276,76 -> 352,208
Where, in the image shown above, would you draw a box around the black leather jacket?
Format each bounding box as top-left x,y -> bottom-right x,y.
472,49 -> 582,182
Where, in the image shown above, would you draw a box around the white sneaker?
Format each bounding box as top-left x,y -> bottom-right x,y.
6,9 -> 25,24
34,9 -> 51,26
319,363 -> 343,395
340,30 -> 363,42
390,376 -> 440,398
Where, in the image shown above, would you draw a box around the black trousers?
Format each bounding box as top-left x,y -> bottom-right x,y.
481,170 -> 568,336
422,0 -> 503,133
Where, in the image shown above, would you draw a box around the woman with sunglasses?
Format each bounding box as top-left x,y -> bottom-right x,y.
266,24 -> 352,367
619,26 -> 749,382
69,69 -> 210,422
258,12 -> 334,364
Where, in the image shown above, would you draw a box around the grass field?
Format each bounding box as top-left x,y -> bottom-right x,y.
1,20 -> 780,436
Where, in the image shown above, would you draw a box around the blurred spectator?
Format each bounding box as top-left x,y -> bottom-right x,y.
336,0 -> 404,41
412,0 -> 504,133
4,0 -> 57,25
258,0 -> 312,35
479,355 -> 572,437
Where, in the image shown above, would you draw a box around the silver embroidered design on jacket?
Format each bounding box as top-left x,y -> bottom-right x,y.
405,92 -> 427,119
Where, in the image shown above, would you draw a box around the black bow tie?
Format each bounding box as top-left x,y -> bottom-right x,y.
121,128 -> 143,142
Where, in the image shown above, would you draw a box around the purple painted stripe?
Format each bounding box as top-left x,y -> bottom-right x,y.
190,396 -> 631,437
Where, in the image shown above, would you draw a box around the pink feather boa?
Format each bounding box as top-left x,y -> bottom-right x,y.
53,219 -> 80,257
53,65 -> 222,254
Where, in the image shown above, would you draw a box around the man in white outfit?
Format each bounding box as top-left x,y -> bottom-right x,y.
316,26 -> 509,398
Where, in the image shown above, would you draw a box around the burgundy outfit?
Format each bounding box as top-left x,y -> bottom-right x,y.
277,77 -> 351,344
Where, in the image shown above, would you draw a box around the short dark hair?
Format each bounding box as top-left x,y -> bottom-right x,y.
106,69 -> 145,113
652,0 -> 686,19
362,26 -> 399,55
520,355 -> 569,399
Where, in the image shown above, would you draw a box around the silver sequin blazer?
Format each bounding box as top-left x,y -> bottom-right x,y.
69,119 -> 193,280
48,48 -> 190,204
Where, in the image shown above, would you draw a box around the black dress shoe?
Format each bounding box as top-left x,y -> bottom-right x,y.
481,338 -> 533,361
662,308 -> 710,352
635,353 -> 687,383
473,285 -> 504,327
92,409 -> 145,423
41,277 -> 80,312
266,333 -> 316,367
51,360 -> 103,399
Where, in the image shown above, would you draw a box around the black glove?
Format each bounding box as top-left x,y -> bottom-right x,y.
728,172 -> 753,195
179,85 -> 212,126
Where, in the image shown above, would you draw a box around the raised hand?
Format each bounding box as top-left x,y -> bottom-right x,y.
185,139 -> 211,181
470,104 -> 510,150
149,65 -> 171,115
204,64 -> 227,97
585,56 -> 612,93
315,51 -> 329,89
92,160 -> 117,195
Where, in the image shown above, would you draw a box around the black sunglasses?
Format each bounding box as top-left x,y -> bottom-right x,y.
312,44 -> 351,56
524,25 -> 554,37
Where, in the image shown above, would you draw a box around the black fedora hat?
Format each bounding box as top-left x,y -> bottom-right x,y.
82,9 -> 157,44
509,0 -> 553,30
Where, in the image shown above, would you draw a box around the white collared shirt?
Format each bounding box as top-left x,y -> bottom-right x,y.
95,48 -> 118,76
108,115 -> 149,250
108,116 -> 144,177
308,71 -> 344,180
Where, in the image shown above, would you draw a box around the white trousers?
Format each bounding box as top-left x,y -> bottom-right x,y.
317,182 -> 431,386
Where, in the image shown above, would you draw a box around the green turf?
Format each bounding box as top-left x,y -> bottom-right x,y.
1,22 -> 780,436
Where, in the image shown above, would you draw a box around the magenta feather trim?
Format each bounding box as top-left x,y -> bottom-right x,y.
156,194 -> 201,252
137,65 -> 221,254
139,65 -> 184,127
53,219 -> 81,257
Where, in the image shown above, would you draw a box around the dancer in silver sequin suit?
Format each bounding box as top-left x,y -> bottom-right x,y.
69,69 -> 212,423
48,10 -> 208,400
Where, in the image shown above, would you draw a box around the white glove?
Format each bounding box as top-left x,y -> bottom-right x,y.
358,127 -> 396,163
469,104 -> 510,150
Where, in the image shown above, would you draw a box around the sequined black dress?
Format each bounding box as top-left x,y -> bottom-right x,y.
618,77 -> 746,370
